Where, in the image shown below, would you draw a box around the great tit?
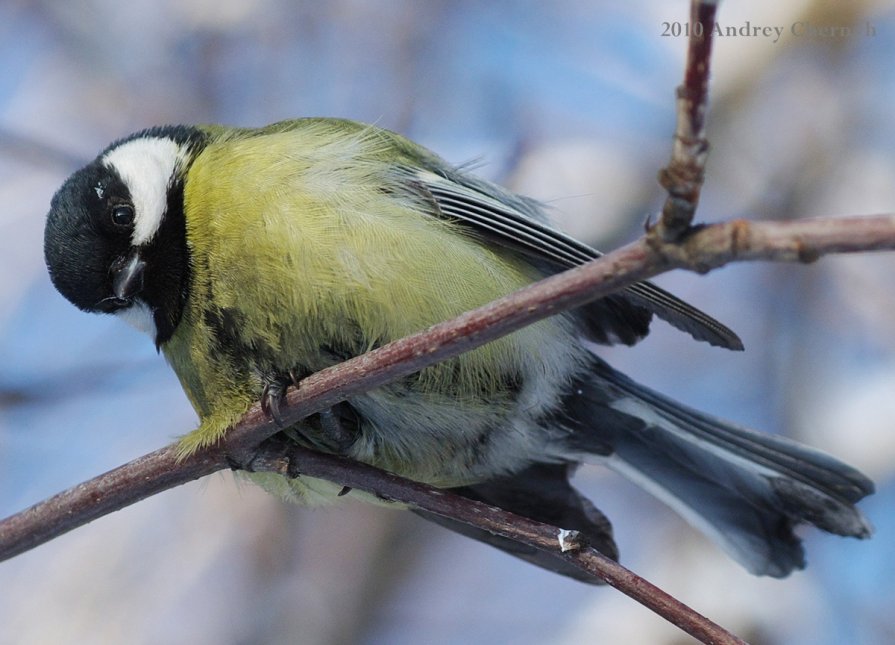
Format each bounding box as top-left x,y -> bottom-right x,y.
44,118 -> 873,581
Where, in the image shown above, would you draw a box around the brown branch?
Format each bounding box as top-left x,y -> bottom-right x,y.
3,234 -> 658,562
654,215 -> 895,268
229,214 -> 895,458
656,0 -> 719,241
1,213 -> 893,640
246,438 -> 748,645
0,445 -> 226,561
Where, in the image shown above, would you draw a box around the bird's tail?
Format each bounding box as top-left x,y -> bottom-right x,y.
562,357 -> 874,577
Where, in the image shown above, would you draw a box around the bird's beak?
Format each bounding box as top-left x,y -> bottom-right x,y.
111,249 -> 147,301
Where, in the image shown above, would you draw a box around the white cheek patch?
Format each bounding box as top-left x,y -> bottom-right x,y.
115,300 -> 158,340
103,137 -> 187,246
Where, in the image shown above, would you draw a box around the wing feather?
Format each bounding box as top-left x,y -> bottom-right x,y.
394,166 -> 743,350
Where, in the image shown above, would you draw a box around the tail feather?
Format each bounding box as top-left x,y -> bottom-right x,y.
563,357 -> 874,577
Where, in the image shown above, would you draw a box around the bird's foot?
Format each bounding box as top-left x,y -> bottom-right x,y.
260,375 -> 291,427
262,369 -> 361,455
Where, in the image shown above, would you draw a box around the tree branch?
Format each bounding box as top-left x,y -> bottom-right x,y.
0,445 -> 225,561
1,213 -> 892,641
656,0 -> 719,241
246,438 -> 748,645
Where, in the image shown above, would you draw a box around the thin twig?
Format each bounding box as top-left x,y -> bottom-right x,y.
0,445 -> 224,561
246,439 -> 748,645
225,214 -> 895,457
656,0 -> 720,241
12,213 -> 891,559
1,213 -> 893,642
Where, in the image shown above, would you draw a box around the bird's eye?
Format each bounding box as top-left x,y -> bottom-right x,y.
111,204 -> 135,227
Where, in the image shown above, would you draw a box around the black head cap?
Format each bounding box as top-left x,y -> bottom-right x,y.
45,159 -> 135,312
44,125 -> 206,345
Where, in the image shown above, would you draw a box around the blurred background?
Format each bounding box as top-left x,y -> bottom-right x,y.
2,1 -> 894,643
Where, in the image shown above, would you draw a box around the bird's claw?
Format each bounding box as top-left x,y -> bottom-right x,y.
261,377 -> 289,427
261,369 -> 361,454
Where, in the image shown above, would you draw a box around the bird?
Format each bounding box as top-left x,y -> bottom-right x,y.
44,118 -> 873,582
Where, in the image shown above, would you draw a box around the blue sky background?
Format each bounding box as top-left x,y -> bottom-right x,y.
1,2 -> 894,644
